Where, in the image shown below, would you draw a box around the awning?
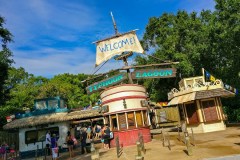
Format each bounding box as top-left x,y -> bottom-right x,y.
168,92 -> 196,106
195,88 -> 235,99
167,88 -> 235,106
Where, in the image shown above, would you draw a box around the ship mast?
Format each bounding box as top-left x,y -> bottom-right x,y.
110,12 -> 133,84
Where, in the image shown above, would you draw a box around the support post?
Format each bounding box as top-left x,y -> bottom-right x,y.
186,136 -> 193,156
135,142 -> 143,160
35,145 -> 39,160
177,126 -> 181,141
191,128 -> 195,146
167,133 -> 171,151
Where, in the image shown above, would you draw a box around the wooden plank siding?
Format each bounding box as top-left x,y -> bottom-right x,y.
201,99 -> 219,122
0,131 -> 19,150
155,106 -> 180,127
185,102 -> 199,124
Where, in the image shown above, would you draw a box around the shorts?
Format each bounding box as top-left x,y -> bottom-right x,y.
104,135 -> 110,144
51,148 -> 58,158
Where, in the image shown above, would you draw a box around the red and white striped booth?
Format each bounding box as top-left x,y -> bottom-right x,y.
100,84 -> 152,147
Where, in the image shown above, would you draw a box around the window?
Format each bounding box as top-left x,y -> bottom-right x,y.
143,111 -> 148,126
136,111 -> 143,127
185,102 -> 199,124
127,112 -> 135,129
201,100 -> 219,122
26,130 -> 37,144
118,113 -> 127,130
60,99 -> 65,108
111,115 -> 118,131
36,101 -> 47,110
25,127 -> 59,144
48,100 -> 58,109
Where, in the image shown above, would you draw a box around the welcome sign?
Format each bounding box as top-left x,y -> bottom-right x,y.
86,73 -> 127,94
95,31 -> 144,66
132,68 -> 176,79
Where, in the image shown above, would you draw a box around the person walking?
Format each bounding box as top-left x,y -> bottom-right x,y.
100,126 -> 105,149
0,142 -> 7,160
95,125 -> 101,139
51,134 -> 58,160
86,126 -> 92,139
66,131 -> 74,159
103,124 -> 110,149
81,128 -> 87,154
45,130 -> 51,156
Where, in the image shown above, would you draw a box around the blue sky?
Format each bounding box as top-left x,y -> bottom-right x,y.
0,0 -> 215,78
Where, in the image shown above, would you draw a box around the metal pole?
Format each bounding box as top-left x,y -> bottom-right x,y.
110,12 -> 119,35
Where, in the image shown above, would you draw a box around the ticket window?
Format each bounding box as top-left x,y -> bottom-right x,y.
136,111 -> 143,127
111,115 -> 118,131
118,113 -> 127,130
127,112 -> 136,129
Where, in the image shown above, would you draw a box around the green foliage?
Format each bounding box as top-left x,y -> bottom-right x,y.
136,0 -> 240,121
0,15 -> 13,105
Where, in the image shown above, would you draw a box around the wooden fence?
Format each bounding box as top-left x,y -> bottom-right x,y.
155,106 -> 180,127
0,130 -> 19,150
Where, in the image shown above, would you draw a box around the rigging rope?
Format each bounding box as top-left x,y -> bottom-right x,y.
92,60 -> 109,75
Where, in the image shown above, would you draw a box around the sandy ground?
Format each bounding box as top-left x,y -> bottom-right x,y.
29,127 -> 240,160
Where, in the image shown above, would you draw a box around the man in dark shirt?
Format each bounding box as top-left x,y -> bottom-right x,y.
104,124 -> 110,149
81,128 -> 87,154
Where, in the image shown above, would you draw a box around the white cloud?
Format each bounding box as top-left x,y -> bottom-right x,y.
0,0 -> 100,47
12,47 -> 96,77
12,46 -> 127,77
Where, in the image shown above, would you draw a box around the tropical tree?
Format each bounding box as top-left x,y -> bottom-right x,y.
0,15 -> 13,105
136,0 -> 240,120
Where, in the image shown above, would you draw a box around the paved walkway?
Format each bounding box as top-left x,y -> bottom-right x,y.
22,127 -> 240,160
203,155 -> 240,160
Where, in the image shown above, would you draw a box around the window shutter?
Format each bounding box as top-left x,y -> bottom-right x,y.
118,113 -> 127,130
185,102 -> 199,124
202,100 -> 219,122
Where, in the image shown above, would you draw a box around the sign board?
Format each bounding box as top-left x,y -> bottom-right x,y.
86,73 -> 127,94
95,31 -> 144,66
160,111 -> 167,122
132,68 -> 176,79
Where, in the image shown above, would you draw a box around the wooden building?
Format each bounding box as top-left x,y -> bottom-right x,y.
3,97 -> 102,158
100,84 -> 151,147
167,76 -> 235,133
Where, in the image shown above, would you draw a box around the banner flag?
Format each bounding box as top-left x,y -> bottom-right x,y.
202,68 -> 238,95
204,69 -> 216,82
95,31 -> 144,66
224,83 -> 239,95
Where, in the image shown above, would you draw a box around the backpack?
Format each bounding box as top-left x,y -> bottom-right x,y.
110,132 -> 114,139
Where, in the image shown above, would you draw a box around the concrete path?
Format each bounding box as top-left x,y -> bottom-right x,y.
22,127 -> 240,160
203,155 -> 240,160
